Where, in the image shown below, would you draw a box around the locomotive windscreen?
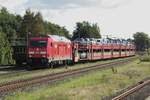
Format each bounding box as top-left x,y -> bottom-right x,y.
30,40 -> 47,47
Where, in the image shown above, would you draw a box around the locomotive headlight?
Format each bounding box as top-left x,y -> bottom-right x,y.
29,51 -> 34,54
40,51 -> 46,54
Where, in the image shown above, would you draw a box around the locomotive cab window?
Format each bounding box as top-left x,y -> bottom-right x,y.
30,40 -> 47,47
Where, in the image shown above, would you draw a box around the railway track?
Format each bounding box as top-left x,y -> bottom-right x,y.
112,78 -> 150,100
0,65 -> 28,76
0,57 -> 136,95
0,70 -> 28,77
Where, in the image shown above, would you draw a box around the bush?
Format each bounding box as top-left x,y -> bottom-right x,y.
140,55 -> 150,62
0,32 -> 13,65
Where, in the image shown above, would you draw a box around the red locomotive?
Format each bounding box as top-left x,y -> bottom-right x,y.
28,35 -> 72,66
26,35 -> 136,66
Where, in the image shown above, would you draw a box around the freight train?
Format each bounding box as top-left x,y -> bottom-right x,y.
12,35 -> 136,66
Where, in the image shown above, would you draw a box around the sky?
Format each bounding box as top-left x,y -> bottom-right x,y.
0,0 -> 150,39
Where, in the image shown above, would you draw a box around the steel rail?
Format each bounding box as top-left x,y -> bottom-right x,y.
112,79 -> 150,100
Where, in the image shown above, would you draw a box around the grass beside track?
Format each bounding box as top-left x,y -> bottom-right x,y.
4,59 -> 150,100
0,57 -> 135,84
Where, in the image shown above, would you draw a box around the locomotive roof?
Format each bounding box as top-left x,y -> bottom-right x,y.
48,35 -> 71,43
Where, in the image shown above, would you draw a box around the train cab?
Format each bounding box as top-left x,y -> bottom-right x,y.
28,35 -> 72,65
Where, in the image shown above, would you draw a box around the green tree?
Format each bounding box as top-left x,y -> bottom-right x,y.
44,21 -> 70,38
19,9 -> 34,37
0,7 -> 19,39
0,32 -> 13,65
15,15 -> 22,35
20,10 -> 70,38
20,10 -> 45,37
32,12 -> 45,36
72,21 -> 101,40
61,27 -> 70,39
133,32 -> 149,51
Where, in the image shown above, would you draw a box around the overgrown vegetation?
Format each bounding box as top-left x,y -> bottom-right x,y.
4,60 -> 150,100
140,55 -> 150,62
139,48 -> 150,62
0,58 -> 132,84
